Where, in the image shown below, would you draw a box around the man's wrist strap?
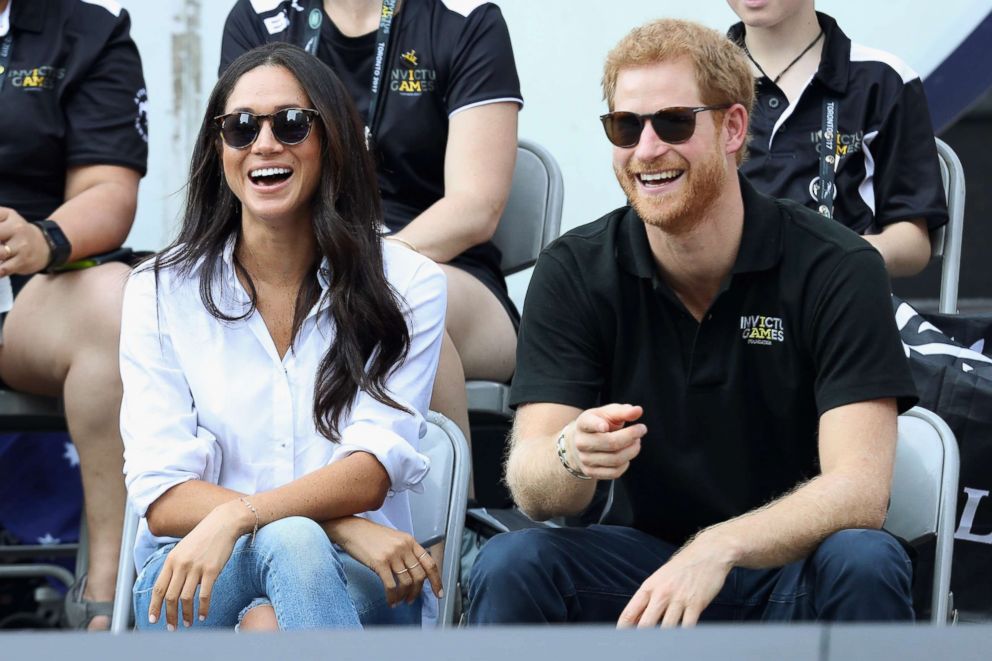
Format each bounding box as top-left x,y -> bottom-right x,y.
556,427 -> 591,481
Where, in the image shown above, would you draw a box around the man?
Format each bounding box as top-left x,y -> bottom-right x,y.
726,0 -> 947,277
468,18 -> 918,626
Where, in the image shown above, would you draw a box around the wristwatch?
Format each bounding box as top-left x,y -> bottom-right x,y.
29,219 -> 72,273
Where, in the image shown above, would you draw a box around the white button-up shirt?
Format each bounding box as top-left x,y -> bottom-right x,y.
120,239 -> 446,570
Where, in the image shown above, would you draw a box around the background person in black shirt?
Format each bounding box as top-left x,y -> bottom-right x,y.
727,0 -> 948,277
469,18 -> 917,627
221,0 -> 522,443
0,0 -> 147,629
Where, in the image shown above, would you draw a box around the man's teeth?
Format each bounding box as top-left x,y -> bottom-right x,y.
250,167 -> 292,178
640,170 -> 681,182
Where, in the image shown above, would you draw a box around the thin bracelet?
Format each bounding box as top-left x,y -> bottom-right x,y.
239,496 -> 259,547
384,235 -> 419,254
556,427 -> 591,480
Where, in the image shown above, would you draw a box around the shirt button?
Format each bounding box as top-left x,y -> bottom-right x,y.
768,97 -> 780,109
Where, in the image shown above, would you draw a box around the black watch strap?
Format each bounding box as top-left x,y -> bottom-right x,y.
30,219 -> 72,273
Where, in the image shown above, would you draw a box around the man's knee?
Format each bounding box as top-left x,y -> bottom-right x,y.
471,528 -> 559,594
813,528 -> 912,593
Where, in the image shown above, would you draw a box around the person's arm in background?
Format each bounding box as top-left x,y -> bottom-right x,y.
0,165 -> 139,275
861,218 -> 930,277
390,102 -> 517,261
863,70 -> 948,277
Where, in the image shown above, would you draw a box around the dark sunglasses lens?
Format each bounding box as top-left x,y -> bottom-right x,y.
651,109 -> 695,144
603,113 -> 643,147
221,113 -> 260,149
273,109 -> 313,145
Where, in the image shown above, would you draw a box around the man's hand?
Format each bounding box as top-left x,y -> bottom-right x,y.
0,207 -> 53,276
617,532 -> 735,628
569,403 -> 646,480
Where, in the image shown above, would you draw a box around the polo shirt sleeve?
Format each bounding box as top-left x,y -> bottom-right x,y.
867,77 -> 948,231
219,0 -> 270,76
808,247 -> 918,415
63,9 -> 147,175
510,250 -> 605,411
444,4 -> 522,116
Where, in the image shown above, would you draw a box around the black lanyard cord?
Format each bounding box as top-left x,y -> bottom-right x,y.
302,0 -> 398,149
0,33 -> 13,93
818,98 -> 839,218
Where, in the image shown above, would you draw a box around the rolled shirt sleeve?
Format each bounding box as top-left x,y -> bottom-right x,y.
119,267 -> 217,517
330,258 -> 447,493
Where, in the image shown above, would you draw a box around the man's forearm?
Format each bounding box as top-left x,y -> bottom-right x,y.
506,424 -> 598,521
694,471 -> 889,570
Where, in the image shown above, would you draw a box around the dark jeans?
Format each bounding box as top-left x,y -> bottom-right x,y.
468,525 -> 913,624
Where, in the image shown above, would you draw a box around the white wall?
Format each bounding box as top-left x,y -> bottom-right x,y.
119,0 -> 991,306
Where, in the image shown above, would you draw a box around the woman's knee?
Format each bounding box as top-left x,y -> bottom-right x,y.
238,602 -> 279,631
253,517 -> 332,560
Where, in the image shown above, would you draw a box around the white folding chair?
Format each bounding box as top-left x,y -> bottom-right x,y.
932,138 -> 965,314
110,410 -> 470,633
884,406 -> 960,624
465,139 -> 564,419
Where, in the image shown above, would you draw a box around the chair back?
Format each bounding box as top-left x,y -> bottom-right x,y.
490,139 -> 564,275
408,411 -> 471,627
884,407 -> 960,624
932,138 -> 965,314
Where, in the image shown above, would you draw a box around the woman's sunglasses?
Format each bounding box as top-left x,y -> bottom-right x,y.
599,104 -> 731,148
214,108 -> 320,149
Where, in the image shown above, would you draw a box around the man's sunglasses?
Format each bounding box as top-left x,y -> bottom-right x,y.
599,104 -> 731,148
214,108 -> 320,149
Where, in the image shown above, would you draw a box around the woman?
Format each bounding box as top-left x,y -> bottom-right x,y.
726,0 -> 947,277
221,0 -> 521,439
0,0 -> 147,630
120,43 -> 446,631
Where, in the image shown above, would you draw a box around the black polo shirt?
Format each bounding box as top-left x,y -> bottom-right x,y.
0,0 -> 147,223
220,0 -> 522,285
510,175 -> 918,547
729,12 -> 947,235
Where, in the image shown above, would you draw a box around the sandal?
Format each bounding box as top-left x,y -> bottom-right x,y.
62,574 -> 114,630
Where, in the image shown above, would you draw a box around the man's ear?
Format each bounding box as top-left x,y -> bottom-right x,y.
723,103 -> 749,158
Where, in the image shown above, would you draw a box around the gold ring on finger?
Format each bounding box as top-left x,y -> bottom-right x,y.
417,550 -> 430,559
2,243 -> 11,259
404,562 -> 421,570
394,567 -> 410,574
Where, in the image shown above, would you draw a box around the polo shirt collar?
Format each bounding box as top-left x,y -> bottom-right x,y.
615,173 -> 783,280
727,11 -> 850,95
10,0 -> 45,34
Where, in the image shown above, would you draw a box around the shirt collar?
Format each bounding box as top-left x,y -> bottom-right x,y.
10,0 -> 45,34
615,173 -> 783,280
728,11 -> 850,95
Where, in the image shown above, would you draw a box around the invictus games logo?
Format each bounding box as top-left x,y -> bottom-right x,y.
390,49 -> 435,96
9,65 -> 66,90
740,314 -> 785,346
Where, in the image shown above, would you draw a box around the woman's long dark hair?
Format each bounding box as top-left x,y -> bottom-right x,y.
155,43 -> 411,441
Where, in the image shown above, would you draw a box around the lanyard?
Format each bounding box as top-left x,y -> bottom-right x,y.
302,0 -> 399,149
817,98 -> 839,218
0,33 -> 13,93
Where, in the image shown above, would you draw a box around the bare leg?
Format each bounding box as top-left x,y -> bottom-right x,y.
239,604 -> 279,631
0,264 -> 130,630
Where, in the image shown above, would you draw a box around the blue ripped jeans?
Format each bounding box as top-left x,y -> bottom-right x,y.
134,516 -> 421,630
469,525 -> 914,624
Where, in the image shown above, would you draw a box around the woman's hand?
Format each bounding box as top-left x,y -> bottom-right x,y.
149,499 -> 253,630
325,516 -> 443,607
0,207 -> 54,276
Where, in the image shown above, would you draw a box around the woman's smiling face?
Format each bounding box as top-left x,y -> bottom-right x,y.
220,65 -> 323,230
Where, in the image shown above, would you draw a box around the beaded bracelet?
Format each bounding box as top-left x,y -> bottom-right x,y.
239,496 -> 259,547
556,427 -> 591,480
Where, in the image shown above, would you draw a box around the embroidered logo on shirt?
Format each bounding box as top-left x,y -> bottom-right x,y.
7,65 -> 65,90
740,314 -> 785,345
263,11 -> 290,34
390,48 -> 435,96
134,87 -> 149,143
